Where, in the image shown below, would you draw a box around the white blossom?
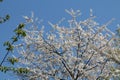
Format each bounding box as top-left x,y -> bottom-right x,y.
15,9 -> 120,80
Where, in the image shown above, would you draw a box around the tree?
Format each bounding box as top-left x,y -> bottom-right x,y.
0,0 -> 29,75
111,26 -> 120,80
14,9 -> 120,80
0,23 -> 29,74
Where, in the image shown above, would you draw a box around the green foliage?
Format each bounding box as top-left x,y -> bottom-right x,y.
16,68 -> 29,74
14,23 -> 26,37
11,36 -> 18,42
0,66 -> 8,73
3,41 -> 14,52
5,14 -> 10,20
7,57 -> 19,65
3,23 -> 26,52
0,0 -> 29,76
0,23 -> 27,73
0,66 -> 29,74
18,23 -> 25,29
0,14 -> 10,24
14,29 -> 26,37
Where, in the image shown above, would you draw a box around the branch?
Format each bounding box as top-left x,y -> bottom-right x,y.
0,23 -> 26,66
83,51 -> 94,69
61,58 -> 74,79
85,65 -> 98,71
96,59 -> 108,80
0,36 -> 18,66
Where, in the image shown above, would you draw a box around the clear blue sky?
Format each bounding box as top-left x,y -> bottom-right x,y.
0,0 -> 120,79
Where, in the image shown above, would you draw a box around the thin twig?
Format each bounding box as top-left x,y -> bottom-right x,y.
0,36 -> 19,66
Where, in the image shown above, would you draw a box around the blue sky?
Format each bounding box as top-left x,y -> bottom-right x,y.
0,0 -> 120,79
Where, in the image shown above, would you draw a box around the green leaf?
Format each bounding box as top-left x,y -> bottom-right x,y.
5,14 -> 10,20
9,45 -> 14,51
0,66 -> 29,74
3,41 -> 14,51
0,66 -> 9,73
3,41 -> 11,46
14,23 -> 26,37
7,57 -> 19,65
5,45 -> 14,52
11,36 -> 18,42
18,23 -> 25,29
21,30 -> 26,37
15,29 -> 22,35
14,29 -> 26,37
16,68 -> 29,74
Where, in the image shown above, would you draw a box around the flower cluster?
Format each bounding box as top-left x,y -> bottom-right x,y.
16,9 -> 120,80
